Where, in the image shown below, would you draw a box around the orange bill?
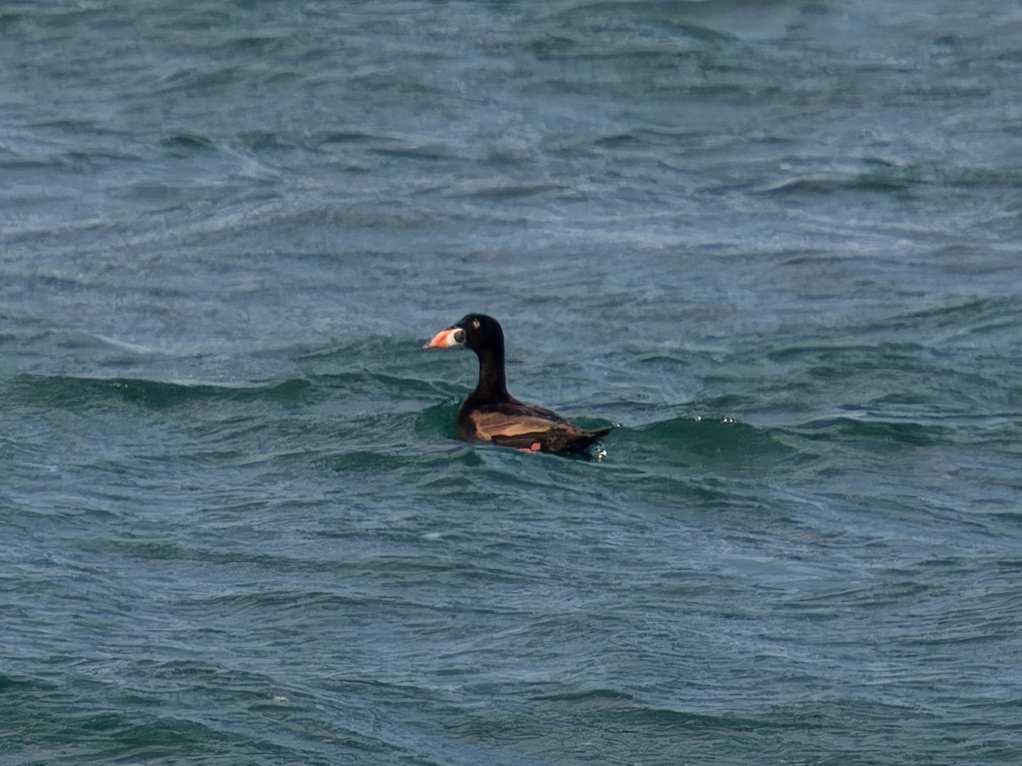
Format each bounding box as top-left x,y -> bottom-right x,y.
423,326 -> 465,349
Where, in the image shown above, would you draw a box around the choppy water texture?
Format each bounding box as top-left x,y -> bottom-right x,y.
3,1 -> 1022,764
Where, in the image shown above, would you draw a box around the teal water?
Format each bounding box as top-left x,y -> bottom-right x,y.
3,2 -> 1022,764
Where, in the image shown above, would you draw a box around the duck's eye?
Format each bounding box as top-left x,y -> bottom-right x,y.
471,319 -> 480,329
454,329 -> 466,343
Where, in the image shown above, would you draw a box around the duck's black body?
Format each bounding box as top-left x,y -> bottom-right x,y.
424,314 -> 611,453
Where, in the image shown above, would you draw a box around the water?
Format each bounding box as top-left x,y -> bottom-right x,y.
3,1 -> 1022,764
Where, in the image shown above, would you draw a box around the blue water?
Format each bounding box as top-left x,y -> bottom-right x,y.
3,2 -> 1022,764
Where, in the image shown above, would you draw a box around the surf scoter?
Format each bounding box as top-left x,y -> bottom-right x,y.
423,314 -> 611,453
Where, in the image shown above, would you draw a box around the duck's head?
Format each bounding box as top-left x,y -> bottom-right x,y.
423,314 -> 504,353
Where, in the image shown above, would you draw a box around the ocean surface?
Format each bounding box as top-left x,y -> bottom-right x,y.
3,1 -> 1022,764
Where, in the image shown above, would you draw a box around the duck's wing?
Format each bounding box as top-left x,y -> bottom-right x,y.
462,401 -> 569,442
462,400 -> 611,453
491,426 -> 610,453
